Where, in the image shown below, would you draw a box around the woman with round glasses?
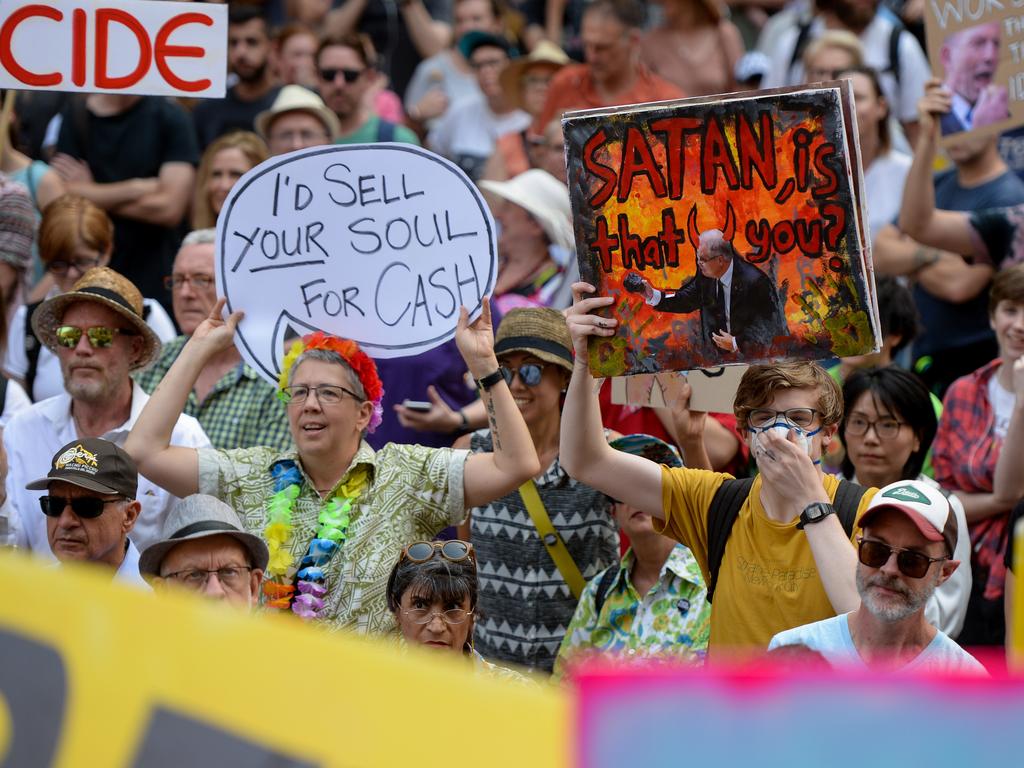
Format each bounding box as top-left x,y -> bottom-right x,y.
386,539 -> 529,681
839,366 -> 971,637
454,307 -> 619,674
4,195 -> 175,402
125,297 -> 541,634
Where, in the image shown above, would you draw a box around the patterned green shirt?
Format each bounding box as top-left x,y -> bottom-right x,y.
134,335 -> 293,452
197,440 -> 468,634
553,545 -> 711,680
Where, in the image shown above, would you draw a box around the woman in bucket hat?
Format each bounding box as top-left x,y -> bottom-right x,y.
454,307 -> 619,674
124,297 -> 540,634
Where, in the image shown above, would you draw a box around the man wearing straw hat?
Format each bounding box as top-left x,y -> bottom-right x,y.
255,85 -> 341,157
4,267 -> 209,559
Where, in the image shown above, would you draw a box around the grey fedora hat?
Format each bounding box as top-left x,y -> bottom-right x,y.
139,494 -> 269,577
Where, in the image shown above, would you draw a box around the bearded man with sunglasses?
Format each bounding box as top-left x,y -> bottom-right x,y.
769,480 -> 985,673
4,268 -> 209,558
24,437 -> 146,586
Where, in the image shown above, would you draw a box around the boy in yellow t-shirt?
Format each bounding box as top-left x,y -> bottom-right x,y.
560,284 -> 877,655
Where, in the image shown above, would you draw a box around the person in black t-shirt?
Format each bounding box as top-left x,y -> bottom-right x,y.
51,95 -> 199,312
192,6 -> 282,150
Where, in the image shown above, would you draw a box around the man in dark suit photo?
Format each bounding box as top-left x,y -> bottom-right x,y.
623,228 -> 786,359
939,22 -> 1008,136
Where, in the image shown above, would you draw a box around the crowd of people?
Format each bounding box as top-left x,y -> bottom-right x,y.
0,0 -> 1021,683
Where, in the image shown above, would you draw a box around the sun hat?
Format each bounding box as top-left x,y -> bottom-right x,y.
139,494 -> 270,577
494,307 -> 573,372
479,169 -> 574,252
499,40 -> 569,110
0,177 -> 35,273
26,437 -> 138,498
30,266 -> 161,371
255,85 -> 342,143
859,479 -> 958,557
609,434 -> 683,468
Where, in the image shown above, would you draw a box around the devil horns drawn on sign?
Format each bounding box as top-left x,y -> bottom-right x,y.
622,201 -> 787,358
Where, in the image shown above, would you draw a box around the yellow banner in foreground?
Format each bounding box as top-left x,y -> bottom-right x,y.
0,550 -> 569,766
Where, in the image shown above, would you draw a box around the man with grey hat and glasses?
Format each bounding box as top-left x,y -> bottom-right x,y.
141,495 -> 268,608
27,437 -> 146,587
4,267 -> 209,559
770,479 -> 985,673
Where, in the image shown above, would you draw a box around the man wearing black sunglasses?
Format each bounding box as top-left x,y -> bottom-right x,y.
769,480 -> 984,673
26,437 -> 146,587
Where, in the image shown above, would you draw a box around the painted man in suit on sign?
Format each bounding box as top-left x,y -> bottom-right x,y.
624,209 -> 786,359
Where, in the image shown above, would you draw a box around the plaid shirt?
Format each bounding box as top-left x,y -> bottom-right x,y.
134,335 -> 293,452
933,358 -> 1008,601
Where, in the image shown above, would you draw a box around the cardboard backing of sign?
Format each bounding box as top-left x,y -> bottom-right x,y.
563,82 -> 879,378
609,367 -> 747,414
216,144 -> 498,383
0,0 -> 227,98
925,3 -> 1024,141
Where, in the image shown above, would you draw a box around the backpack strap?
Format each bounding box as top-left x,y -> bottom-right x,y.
23,299 -> 43,402
886,23 -> 902,86
705,476 -> 755,603
788,21 -> 814,78
376,119 -> 397,143
831,478 -> 869,537
593,565 -> 619,615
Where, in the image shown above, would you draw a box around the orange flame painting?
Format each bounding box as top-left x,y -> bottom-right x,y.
564,84 -> 880,377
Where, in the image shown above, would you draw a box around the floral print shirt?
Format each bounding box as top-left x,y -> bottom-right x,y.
553,544 -> 711,679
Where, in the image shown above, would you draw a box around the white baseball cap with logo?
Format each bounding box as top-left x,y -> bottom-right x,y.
859,480 -> 958,556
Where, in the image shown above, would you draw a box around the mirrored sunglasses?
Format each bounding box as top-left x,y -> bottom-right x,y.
55,325 -> 134,349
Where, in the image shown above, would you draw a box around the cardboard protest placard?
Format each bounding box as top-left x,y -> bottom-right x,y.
216,144 -> 498,382
576,665 -> 1018,767
925,0 -> 1022,139
0,0 -> 227,98
609,367 -> 748,414
563,83 -> 879,378
0,551 -> 566,766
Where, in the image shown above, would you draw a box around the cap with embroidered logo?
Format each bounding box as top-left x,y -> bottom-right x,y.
859,480 -> 957,556
25,437 -> 138,499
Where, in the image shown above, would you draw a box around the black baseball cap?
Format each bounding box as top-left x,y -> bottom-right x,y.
26,438 -> 138,498
458,31 -> 515,60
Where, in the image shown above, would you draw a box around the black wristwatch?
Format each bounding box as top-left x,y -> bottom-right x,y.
476,369 -> 504,391
797,501 -> 836,530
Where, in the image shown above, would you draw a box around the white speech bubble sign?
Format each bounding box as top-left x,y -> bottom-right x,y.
216,144 -> 498,384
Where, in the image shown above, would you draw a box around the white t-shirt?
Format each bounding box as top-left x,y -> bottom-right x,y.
427,94 -> 531,179
3,296 -> 177,402
988,375 -> 1015,440
864,150 -> 912,243
769,613 -> 987,674
0,378 -> 30,428
761,14 -> 931,124
4,383 -> 210,557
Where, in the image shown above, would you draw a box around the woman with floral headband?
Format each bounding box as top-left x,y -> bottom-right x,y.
125,297 -> 541,633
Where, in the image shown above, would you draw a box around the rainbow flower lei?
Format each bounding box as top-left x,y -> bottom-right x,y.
277,331 -> 385,433
262,459 -> 370,618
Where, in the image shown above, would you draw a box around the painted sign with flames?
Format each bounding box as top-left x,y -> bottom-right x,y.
563,82 -> 880,377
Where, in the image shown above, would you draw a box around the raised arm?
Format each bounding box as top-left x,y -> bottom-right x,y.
898,80 -> 979,256
559,282 -> 665,517
995,358 -> 1024,507
459,298 -> 542,508
124,299 -> 242,497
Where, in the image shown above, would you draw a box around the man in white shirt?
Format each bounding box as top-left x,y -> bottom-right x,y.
769,479 -> 986,674
5,267 -> 209,557
26,437 -> 148,587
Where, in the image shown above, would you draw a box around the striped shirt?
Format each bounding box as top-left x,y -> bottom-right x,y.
469,430 -> 619,674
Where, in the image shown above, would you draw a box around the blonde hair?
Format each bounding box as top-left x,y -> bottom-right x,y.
803,30 -> 865,72
734,361 -> 843,432
192,131 -> 269,229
